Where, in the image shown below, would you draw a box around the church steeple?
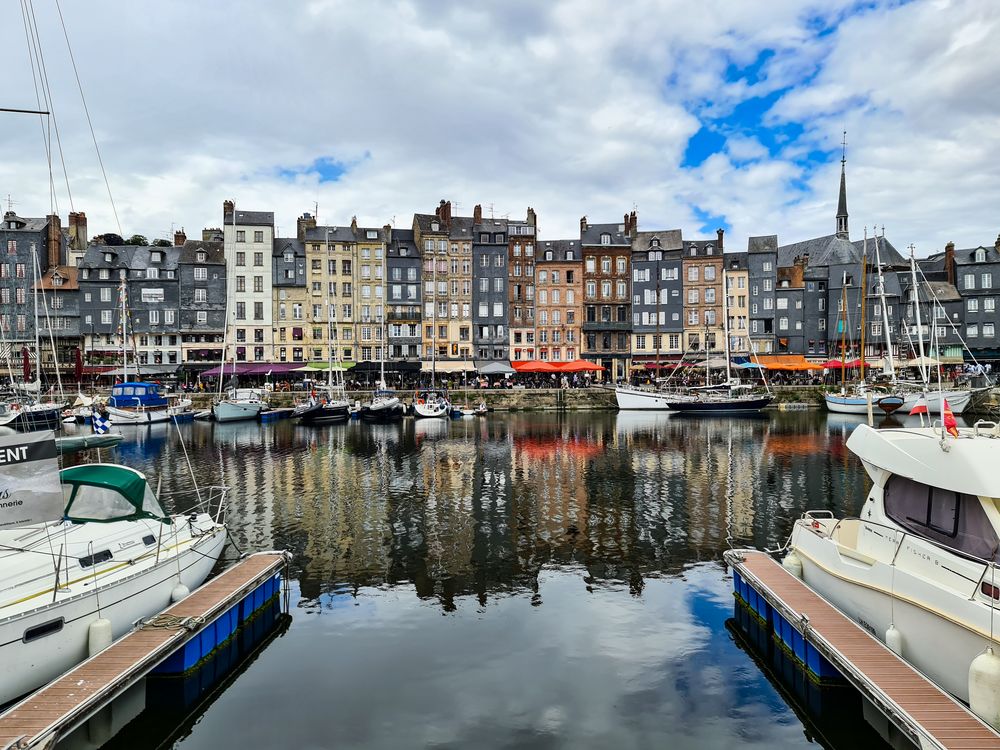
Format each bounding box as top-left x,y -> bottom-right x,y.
836,131 -> 849,239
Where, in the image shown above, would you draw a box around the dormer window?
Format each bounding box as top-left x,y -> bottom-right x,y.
480,233 -> 490,242
976,247 -> 986,263
431,221 -> 439,232
400,247 -> 408,256
689,247 -> 696,256
366,230 -> 377,239
545,250 -> 553,261
80,269 -> 90,280
196,251 -> 207,262
284,251 -> 294,263
651,238 -> 660,247
104,253 -> 114,263
600,233 -> 611,245
151,251 -> 163,263
706,244 -> 714,255
52,274 -> 63,287
495,234 -> 505,243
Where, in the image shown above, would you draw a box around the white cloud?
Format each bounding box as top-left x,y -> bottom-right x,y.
0,1 -> 996,254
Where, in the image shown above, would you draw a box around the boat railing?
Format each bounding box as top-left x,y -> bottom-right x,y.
160,485 -> 230,525
816,514 -> 999,602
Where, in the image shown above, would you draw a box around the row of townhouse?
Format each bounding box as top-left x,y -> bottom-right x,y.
4,166 -> 1000,382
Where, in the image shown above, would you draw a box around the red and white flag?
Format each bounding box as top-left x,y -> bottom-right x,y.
908,396 -> 929,416
943,398 -> 959,437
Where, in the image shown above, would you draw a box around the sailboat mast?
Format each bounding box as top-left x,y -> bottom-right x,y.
120,270 -> 128,382
722,268 -> 732,383
840,273 -> 847,391
909,247 -> 928,384
326,231 -> 333,390
32,247 -> 40,389
874,234 -> 895,381
859,231 -> 867,387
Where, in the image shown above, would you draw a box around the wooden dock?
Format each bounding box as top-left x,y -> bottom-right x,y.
726,549 -> 1000,750
0,551 -> 288,750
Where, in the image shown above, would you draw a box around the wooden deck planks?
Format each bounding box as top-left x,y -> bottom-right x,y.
738,551 -> 1000,749
0,552 -> 285,749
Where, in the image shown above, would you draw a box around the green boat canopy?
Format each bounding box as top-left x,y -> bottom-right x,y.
60,464 -> 168,523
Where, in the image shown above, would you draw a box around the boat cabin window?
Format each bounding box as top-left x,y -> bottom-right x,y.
884,474 -> 1000,561
23,618 -> 64,643
65,485 -> 136,522
134,386 -> 147,395
114,386 -> 133,396
78,549 -> 113,568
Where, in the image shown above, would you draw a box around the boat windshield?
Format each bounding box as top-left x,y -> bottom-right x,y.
884,474 -> 1000,561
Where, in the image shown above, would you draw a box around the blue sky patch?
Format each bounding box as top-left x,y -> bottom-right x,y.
278,156 -> 351,183
692,206 -> 730,235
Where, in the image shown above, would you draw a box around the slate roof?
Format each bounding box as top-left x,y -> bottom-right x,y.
1,213 -> 48,232
272,237 -> 305,258
748,235 -> 778,254
682,239 -> 723,257
632,229 -> 683,252
538,239 -> 581,262
852,236 -> 906,266
953,245 -> 1000,265
918,251 -> 947,277
725,251 -> 749,271
774,233 -> 905,271
388,229 -> 418,257
924,280 -> 961,303
225,210 -> 274,226
303,225 -> 357,244
178,240 -> 224,264
581,221 -> 630,246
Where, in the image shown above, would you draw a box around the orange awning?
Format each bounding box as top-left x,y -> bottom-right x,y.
752,354 -> 825,371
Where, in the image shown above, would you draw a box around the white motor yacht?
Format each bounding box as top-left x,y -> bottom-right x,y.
213,387 -> 268,423
785,421 -> 1000,706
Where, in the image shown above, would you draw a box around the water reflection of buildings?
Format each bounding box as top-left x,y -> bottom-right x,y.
101,411 -> 869,612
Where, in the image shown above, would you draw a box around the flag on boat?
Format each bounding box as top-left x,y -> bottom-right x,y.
908,396 -> 929,416
92,409 -> 112,435
942,398 -> 959,437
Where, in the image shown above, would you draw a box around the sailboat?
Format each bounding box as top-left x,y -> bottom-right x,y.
896,248 -> 991,415
661,268 -> 773,414
212,244 -> 268,422
824,232 -> 904,415
360,254 -> 403,422
0,249 -> 64,432
105,273 -> 192,425
0,429 -> 227,706
293,287 -> 350,425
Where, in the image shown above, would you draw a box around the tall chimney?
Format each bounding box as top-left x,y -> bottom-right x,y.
68,211 -> 87,256
995,234 -> 1000,253
296,212 -> 316,241
350,215 -> 358,233
46,213 -> 61,268
579,216 -> 587,235
526,207 -> 537,229
383,223 -> 392,243
473,204 -> 482,224
223,200 -> 235,221
174,228 -> 187,246
630,210 -> 638,236
441,201 -> 452,228
945,241 -> 955,286
717,228 -> 725,251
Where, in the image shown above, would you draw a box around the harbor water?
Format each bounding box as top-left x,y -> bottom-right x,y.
59,411 -> 897,749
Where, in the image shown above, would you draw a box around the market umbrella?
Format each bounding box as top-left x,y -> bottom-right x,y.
21,346 -> 30,381
512,360 -> 560,373
557,359 -> 606,372
821,359 -> 867,369
478,361 -> 516,375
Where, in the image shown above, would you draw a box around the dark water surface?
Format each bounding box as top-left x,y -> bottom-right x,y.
60,411 -> 890,750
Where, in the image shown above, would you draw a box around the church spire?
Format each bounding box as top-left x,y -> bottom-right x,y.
836,131 -> 849,239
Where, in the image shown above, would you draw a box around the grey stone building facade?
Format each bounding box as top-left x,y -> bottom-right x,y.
0,212 -> 60,356
386,228 -> 422,360
178,238 -> 227,371
630,229 -> 683,363
954,237 -> 1000,360
747,235 -> 778,353
472,218 -> 509,361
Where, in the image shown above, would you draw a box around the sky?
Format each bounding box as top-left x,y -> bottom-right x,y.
1,0 -> 998,256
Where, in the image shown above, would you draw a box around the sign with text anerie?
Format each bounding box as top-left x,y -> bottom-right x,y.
0,430 -> 63,530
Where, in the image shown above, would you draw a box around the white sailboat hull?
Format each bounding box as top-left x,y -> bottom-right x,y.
213,400 -> 265,423
0,525 -> 226,705
899,388 -> 973,415
614,386 -> 677,411
107,399 -> 193,425
823,394 -> 871,414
